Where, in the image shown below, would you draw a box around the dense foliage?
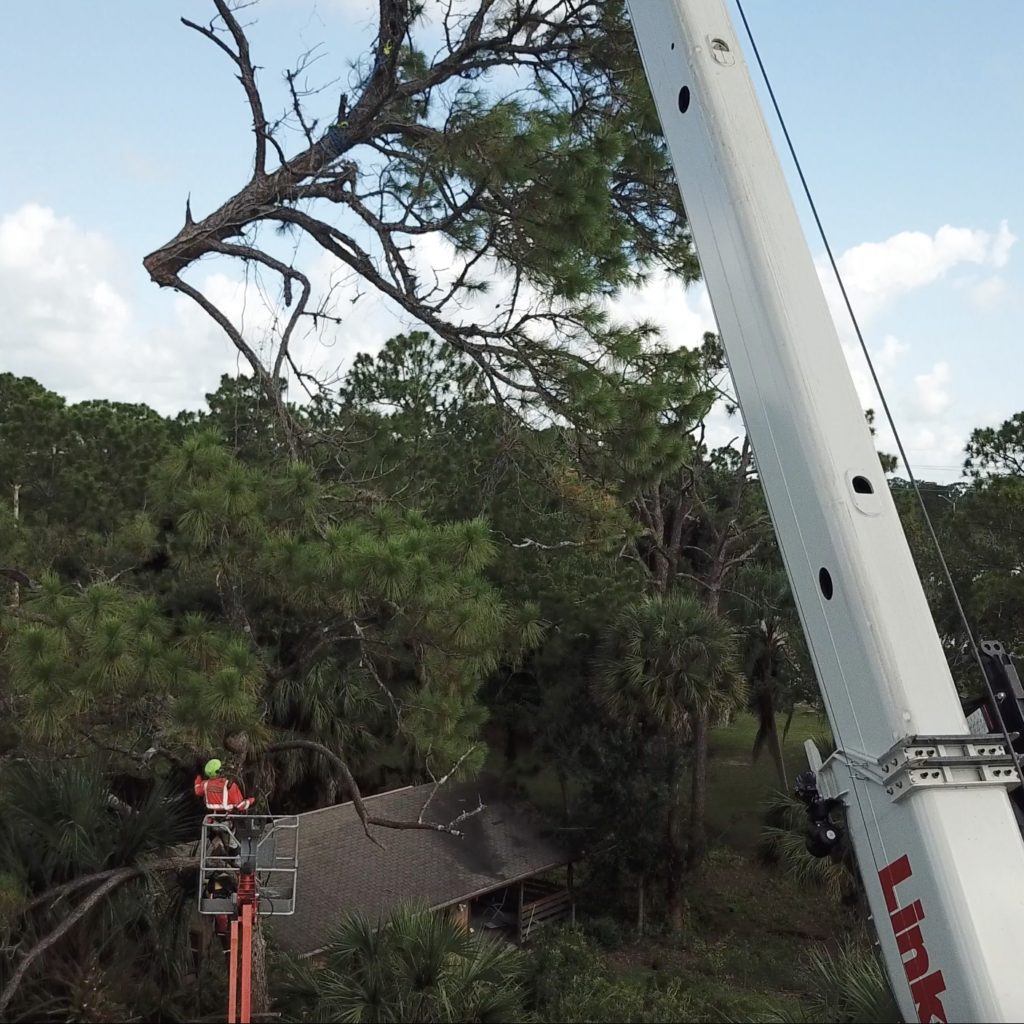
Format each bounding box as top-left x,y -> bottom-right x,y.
277,905 -> 529,1022
4,346 -> 1020,1018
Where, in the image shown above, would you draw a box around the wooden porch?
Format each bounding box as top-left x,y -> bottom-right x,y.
451,865 -> 575,945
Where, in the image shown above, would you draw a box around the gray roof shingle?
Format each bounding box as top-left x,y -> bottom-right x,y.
268,780 -> 569,957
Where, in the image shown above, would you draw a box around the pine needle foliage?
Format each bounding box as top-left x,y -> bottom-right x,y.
3,430 -> 537,775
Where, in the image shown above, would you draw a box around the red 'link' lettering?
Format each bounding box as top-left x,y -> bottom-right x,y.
877,855 -> 948,1024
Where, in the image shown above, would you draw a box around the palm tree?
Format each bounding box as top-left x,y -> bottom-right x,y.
0,758 -> 199,1022
276,903 -> 529,1023
725,564 -> 808,788
595,592 -> 745,926
767,939 -> 899,1023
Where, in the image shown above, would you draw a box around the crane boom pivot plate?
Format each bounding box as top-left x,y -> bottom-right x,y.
624,1 -> 1024,1020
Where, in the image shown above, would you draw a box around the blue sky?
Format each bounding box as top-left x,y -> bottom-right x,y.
1,0 -> 1021,480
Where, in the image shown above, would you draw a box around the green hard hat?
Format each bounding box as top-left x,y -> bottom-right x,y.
204,758 -> 222,779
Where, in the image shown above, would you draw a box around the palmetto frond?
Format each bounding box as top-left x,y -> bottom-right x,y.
596,592 -> 745,735
286,903 -> 529,1023
765,940 -> 898,1023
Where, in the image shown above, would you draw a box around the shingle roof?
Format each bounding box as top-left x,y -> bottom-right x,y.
268,780 -> 570,957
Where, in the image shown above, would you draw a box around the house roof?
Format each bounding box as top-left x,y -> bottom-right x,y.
267,780 -> 571,957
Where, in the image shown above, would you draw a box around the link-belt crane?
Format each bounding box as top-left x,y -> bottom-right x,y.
624,1 -> 1024,1021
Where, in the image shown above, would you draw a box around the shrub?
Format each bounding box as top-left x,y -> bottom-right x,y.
527,927 -> 692,1023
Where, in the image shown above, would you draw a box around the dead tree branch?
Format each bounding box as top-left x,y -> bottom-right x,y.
263,739 -> 482,842
145,0 -> 688,448
182,0 -> 270,175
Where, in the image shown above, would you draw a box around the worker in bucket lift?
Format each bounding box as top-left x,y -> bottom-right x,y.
194,758 -> 255,813
194,758 -> 256,853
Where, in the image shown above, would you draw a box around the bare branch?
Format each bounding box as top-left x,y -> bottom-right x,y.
419,744 -> 477,823
74,727 -> 192,772
206,238 -> 312,381
499,534 -> 590,550
352,621 -> 402,724
263,739 -> 482,840
163,274 -> 300,457
184,0 -> 270,175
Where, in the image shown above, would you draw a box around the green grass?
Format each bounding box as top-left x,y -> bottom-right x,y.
706,708 -> 826,853
601,843 -> 834,1021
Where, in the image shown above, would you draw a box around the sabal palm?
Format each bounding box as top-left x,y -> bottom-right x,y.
594,593 -> 744,923
767,939 -> 899,1023
595,593 -> 745,737
758,790 -> 857,905
725,564 -> 805,786
280,904 -> 529,1023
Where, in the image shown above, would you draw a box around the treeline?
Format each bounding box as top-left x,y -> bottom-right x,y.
0,341 -> 1021,1019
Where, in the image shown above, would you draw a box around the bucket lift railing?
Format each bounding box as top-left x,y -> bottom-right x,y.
197,814 -> 299,1023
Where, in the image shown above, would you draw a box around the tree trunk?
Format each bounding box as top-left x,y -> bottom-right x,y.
557,766 -> 569,827
665,802 -> 684,930
664,753 -> 685,930
753,680 -> 788,791
250,916 -> 269,1018
782,706 -> 796,742
767,712 -> 788,790
636,876 -> 646,937
687,713 -> 710,872
11,483 -> 20,607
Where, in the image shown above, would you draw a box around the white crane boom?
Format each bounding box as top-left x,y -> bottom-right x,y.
624,2 -> 1024,1020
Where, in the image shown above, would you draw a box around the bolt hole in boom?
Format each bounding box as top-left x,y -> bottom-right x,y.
819,568 -> 834,600
709,37 -> 736,66
678,86 -> 690,112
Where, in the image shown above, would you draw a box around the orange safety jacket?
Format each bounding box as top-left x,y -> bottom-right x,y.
193,775 -> 255,812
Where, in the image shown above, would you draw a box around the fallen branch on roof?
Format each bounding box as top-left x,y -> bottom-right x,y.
264,739 -> 484,844
420,744 -> 481,825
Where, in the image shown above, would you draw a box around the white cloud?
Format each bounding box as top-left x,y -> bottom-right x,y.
913,361 -> 952,417
969,274 -> 1007,309
991,220 -> 1017,268
0,203 -> 239,413
0,203 -> 432,412
841,333 -> 909,412
0,202 -> 992,491
899,424 -> 969,477
819,221 -> 1015,322
609,276 -> 716,350
876,333 -> 908,371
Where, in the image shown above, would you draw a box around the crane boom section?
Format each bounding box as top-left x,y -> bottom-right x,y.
625,2 -> 1024,1020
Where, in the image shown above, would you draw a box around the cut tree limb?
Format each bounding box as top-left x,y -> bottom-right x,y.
264,739 -> 483,843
